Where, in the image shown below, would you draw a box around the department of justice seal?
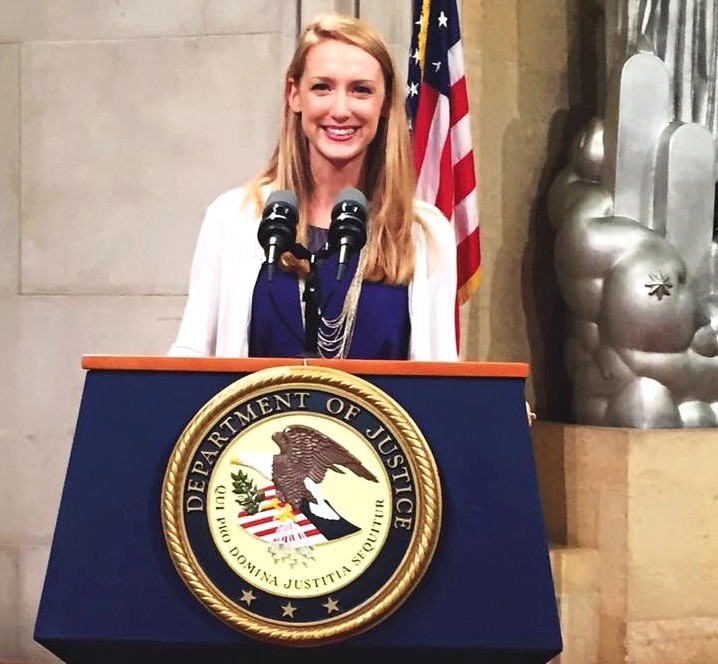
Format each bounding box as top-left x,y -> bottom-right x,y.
161,364 -> 442,646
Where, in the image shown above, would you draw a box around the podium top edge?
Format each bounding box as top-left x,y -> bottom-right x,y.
81,355 -> 530,378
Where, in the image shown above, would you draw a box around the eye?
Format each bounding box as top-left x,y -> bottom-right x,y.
353,84 -> 373,96
310,82 -> 330,92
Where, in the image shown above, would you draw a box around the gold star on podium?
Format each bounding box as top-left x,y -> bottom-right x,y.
281,602 -> 297,618
323,597 -> 339,614
240,589 -> 256,606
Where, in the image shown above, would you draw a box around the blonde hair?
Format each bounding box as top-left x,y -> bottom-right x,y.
246,13 -> 424,284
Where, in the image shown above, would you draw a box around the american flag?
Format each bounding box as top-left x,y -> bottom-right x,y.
406,0 -> 480,344
237,484 -> 328,546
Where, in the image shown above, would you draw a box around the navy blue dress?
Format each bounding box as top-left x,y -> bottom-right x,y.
249,228 -> 410,359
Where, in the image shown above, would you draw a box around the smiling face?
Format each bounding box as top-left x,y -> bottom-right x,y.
287,39 -> 386,174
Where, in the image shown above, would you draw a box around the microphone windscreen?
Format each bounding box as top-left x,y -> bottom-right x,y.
265,189 -> 299,211
334,187 -> 367,210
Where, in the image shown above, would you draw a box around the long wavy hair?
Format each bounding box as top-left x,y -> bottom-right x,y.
246,13 -> 424,284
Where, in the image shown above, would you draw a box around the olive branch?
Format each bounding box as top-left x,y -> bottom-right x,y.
230,469 -> 264,515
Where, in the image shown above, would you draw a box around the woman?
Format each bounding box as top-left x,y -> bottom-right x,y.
168,13 -> 458,361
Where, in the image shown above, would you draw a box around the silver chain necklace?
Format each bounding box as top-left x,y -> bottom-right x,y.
315,248 -> 368,359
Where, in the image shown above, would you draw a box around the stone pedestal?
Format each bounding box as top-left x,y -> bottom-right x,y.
549,546 -> 600,664
533,422 -> 718,664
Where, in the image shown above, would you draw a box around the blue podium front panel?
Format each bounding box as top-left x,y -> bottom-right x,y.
34,367 -> 562,663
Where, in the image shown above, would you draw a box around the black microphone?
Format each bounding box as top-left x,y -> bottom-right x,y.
328,187 -> 368,281
257,189 -> 299,281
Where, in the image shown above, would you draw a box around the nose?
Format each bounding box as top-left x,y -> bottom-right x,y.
330,90 -> 350,120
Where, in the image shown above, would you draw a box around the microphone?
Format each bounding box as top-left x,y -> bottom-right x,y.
257,189 -> 299,281
328,187 -> 368,281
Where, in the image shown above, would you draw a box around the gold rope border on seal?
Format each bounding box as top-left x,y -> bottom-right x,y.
161,364 -> 442,647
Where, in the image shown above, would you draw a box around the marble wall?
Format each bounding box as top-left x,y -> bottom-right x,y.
0,0 -> 578,662
460,0 -> 596,421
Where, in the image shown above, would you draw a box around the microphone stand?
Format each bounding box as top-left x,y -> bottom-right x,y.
286,242 -> 334,357
261,186 -> 366,357
303,251 -> 321,357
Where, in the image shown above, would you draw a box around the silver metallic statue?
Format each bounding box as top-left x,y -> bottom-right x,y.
608,0 -> 718,137
549,0 -> 718,427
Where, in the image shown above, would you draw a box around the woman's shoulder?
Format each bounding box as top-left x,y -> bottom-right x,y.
413,198 -> 446,222
206,184 -> 262,215
200,183 -> 274,231
412,199 -> 454,245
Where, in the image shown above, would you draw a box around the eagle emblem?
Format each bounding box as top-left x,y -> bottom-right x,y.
164,364 -> 442,643
231,424 -> 379,564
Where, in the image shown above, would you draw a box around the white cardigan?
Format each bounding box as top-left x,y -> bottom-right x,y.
168,186 -> 459,361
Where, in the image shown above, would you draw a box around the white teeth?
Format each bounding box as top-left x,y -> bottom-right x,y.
326,127 -> 355,136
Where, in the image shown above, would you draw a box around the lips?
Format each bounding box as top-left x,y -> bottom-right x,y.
323,126 -> 357,141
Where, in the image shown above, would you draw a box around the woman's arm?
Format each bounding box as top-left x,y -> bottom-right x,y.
167,199 -> 224,357
409,201 -> 459,361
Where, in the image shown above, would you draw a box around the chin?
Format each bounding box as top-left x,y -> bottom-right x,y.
318,146 -> 366,167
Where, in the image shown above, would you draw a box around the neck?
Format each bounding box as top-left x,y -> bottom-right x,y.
308,154 -> 364,228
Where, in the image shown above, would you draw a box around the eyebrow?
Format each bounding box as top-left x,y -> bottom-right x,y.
307,76 -> 379,86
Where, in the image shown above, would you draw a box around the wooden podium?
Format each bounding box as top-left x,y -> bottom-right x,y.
34,356 -> 562,663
